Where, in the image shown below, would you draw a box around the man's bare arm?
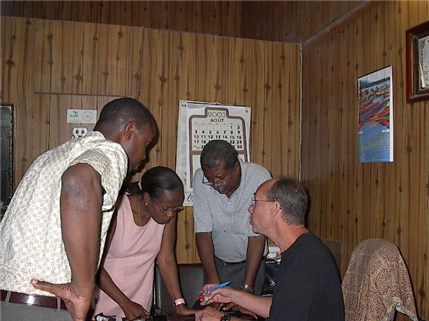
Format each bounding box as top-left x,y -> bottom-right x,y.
243,236 -> 266,289
32,163 -> 103,321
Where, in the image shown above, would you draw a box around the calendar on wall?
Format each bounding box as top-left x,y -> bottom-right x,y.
176,100 -> 251,206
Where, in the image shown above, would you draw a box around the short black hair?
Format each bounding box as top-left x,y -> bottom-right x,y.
95,97 -> 156,133
200,140 -> 238,170
131,166 -> 184,203
264,177 -> 308,225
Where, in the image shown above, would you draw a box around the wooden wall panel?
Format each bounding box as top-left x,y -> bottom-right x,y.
195,34 -> 227,103
34,19 -> 52,93
1,1 -> 367,43
225,37 -> 265,166
301,1 -> 429,317
51,22 -> 84,94
225,37 -> 263,107
1,17 -> 13,102
272,0 -> 358,43
33,20 -> 139,97
160,32 -> 196,165
32,94 -> 50,154
0,1 -> 244,39
1,18 -> 36,186
97,24 -> 140,96
82,23 -> 100,95
127,27 -> 144,98
262,42 -> 301,178
141,28 -> 165,169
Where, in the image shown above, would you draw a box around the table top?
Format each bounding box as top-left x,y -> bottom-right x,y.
163,312 -> 261,321
165,314 -> 195,321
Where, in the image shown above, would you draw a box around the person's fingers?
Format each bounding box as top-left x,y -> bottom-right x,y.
221,302 -> 235,311
31,279 -> 73,302
31,279 -> 60,295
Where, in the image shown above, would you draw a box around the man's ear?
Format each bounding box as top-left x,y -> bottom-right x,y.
270,201 -> 282,218
124,122 -> 136,141
233,160 -> 240,173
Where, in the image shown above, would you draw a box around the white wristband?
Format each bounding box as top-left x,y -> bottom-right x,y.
172,298 -> 186,307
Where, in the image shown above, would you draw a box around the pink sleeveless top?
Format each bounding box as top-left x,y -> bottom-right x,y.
93,195 -> 165,317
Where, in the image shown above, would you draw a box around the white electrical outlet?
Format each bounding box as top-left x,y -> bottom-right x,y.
72,127 -> 88,139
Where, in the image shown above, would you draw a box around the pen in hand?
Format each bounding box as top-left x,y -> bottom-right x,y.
198,281 -> 231,294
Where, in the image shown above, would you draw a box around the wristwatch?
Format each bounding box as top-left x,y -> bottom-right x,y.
241,283 -> 255,294
220,314 -> 232,321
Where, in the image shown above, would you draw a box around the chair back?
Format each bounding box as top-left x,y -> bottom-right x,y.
342,238 -> 419,321
320,237 -> 342,271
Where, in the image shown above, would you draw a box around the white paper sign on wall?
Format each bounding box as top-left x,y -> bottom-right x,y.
67,109 -> 97,124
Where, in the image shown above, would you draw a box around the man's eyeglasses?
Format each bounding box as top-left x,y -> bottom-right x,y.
202,175 -> 228,187
153,199 -> 184,215
250,197 -> 275,208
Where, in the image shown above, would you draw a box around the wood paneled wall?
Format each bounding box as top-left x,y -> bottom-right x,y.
0,0 -> 364,43
1,1 -> 243,39
0,17 -> 301,264
301,1 -> 429,318
240,0 -> 366,43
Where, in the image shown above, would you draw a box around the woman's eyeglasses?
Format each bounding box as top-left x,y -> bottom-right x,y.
153,199 -> 184,215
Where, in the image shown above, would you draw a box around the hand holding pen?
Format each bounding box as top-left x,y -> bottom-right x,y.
198,282 -> 231,303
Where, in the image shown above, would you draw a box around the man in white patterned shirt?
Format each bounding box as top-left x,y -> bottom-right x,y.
0,98 -> 157,321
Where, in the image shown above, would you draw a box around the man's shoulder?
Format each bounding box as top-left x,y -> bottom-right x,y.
294,233 -> 340,269
194,167 -> 203,177
241,161 -> 271,180
73,132 -> 126,157
296,233 -> 327,250
193,168 -> 204,188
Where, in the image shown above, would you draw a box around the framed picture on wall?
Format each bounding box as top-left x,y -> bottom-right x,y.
406,20 -> 429,103
358,66 -> 393,163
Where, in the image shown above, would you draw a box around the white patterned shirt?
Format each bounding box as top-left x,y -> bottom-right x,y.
0,131 -> 128,296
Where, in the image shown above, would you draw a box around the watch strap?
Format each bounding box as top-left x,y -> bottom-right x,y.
172,298 -> 186,307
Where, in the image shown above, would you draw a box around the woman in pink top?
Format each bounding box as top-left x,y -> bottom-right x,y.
92,166 -> 195,320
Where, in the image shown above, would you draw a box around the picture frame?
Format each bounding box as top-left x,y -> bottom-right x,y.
406,20 -> 429,103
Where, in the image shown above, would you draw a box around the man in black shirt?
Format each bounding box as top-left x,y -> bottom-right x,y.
196,177 -> 345,321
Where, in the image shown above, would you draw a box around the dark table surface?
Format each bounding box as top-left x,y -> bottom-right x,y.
162,312 -> 262,321
164,314 -> 195,321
